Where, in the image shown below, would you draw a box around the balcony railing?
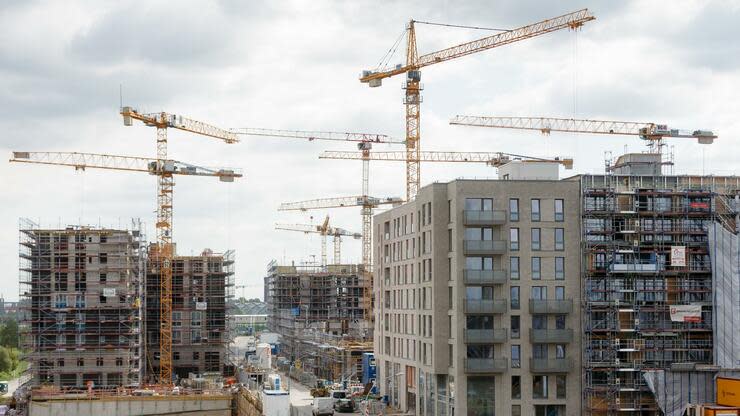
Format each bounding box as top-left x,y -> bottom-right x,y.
463,269 -> 508,285
464,299 -> 508,314
530,358 -> 573,373
465,328 -> 508,344
464,358 -> 508,374
529,299 -> 573,314
463,240 -> 507,255
464,210 -> 506,225
529,328 -> 574,343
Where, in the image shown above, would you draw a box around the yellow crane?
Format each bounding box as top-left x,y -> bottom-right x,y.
449,115 -> 717,153
360,9 -> 595,200
119,106 -> 239,385
9,150 -> 241,386
275,216 -> 361,266
319,150 -> 573,169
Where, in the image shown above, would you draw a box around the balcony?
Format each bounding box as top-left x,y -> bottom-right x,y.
464,299 -> 508,314
529,329 -> 574,343
530,358 -> 573,373
465,358 -> 508,374
463,240 -> 507,255
529,299 -> 573,314
463,269 -> 508,285
465,328 -> 508,344
464,210 -> 506,225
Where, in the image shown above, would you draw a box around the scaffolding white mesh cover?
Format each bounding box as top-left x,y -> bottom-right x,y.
708,221 -> 740,369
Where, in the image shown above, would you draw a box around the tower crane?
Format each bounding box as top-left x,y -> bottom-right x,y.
230,127 -> 405,145
449,115 -> 717,154
118,106 -> 238,385
319,150 -> 574,169
275,216 -> 362,266
360,9 -> 595,200
9,150 -> 241,386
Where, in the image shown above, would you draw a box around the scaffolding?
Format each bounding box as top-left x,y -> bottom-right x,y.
581,175 -> 740,415
19,219 -> 145,388
143,246 -> 235,381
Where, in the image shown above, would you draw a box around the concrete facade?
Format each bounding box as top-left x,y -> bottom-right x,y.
373,179 -> 582,416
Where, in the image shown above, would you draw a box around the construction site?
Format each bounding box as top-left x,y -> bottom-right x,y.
5,4 -> 740,416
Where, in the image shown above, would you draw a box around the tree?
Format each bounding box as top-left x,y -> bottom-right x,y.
0,347 -> 12,373
0,319 -> 19,348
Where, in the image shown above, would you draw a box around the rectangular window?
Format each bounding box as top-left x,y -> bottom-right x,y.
533,375 -> 549,399
555,199 -> 564,222
531,257 -> 541,279
556,375 -> 567,399
511,315 -> 520,339
555,314 -> 566,330
556,344 -> 566,359
555,228 -> 565,251
509,198 -> 519,221
555,286 -> 565,300
448,200 -> 452,223
512,405 -> 521,416
531,199 -> 541,222
533,315 -> 547,330
510,257 -> 520,280
511,345 -> 521,368
510,286 -> 520,309
511,375 -> 521,399
99,273 -> 106,283
531,286 -> 547,300
533,343 -> 548,359
465,198 -> 481,211
531,228 -> 541,251
510,228 -> 519,251
555,257 -> 565,280
448,229 -> 452,252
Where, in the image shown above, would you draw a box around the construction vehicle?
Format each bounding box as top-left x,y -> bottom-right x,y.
360,9 -> 595,200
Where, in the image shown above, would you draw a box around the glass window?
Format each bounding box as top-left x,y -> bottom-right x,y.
531,228 -> 541,251
467,377 -> 495,416
511,375 -> 521,399
511,315 -> 520,339
482,198 -> 493,211
509,199 -> 519,221
466,257 -> 482,270
467,315 -> 494,330
465,198 -> 481,211
510,257 -> 520,280
532,315 -> 547,330
556,344 -> 566,359
555,199 -> 564,222
555,228 -> 564,251
531,199 -> 541,222
532,257 -> 541,279
512,405 -> 521,416
533,344 -> 548,359
511,345 -> 521,368
555,257 -> 565,280
556,375 -> 567,399
531,286 -> 547,300
555,315 -> 566,330
510,228 -> 519,251
510,286 -> 520,309
533,375 -> 549,399
555,286 -> 565,300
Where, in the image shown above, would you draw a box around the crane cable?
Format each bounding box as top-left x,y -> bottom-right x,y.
413,20 -> 510,32
375,27 -> 407,72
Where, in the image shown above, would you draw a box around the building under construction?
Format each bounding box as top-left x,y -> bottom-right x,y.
580,154 -> 740,415
18,219 -> 144,388
144,246 -> 235,381
265,261 -> 372,381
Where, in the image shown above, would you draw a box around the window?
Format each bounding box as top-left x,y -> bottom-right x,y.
510,228 -> 519,251
173,352 -> 180,361
533,375 -> 549,399
555,199 -> 564,222
193,351 -> 200,360
511,345 -> 521,368
531,286 -> 547,300
512,405 -> 521,416
448,200 -> 452,223
467,377 -> 495,416
465,198 -> 492,211
511,315 -> 520,339
448,229 -> 452,252
192,311 -> 202,326
556,375 -> 567,398
555,286 -> 565,300
77,358 -> 84,367
533,315 -> 547,330
555,315 -> 566,330
510,257 -> 520,280
510,286 -> 520,309
465,227 -> 492,241
511,375 -> 521,399
532,257 -> 541,279
509,198 -> 519,221
531,228 -> 541,251
555,257 -> 565,280
116,357 -> 124,366
555,228 -> 564,250
531,199 -> 541,221
57,359 -> 64,367
99,273 -> 106,283
467,315 -> 494,330
96,357 -> 103,366
556,344 -> 566,359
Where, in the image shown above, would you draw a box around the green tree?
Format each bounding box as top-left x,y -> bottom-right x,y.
0,347 -> 12,373
0,319 -> 19,348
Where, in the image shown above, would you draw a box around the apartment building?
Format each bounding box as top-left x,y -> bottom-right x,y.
373,164 -> 582,416
19,220 -> 144,388
144,247 -> 234,380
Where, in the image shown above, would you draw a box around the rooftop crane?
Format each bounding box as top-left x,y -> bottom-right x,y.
121,106 -> 238,385
360,9 -> 595,200
9,150 -> 241,387
275,216 -> 362,266
449,115 -> 717,153
319,150 -> 574,169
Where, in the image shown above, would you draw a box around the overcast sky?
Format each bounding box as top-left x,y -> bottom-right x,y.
2,0 -> 739,301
